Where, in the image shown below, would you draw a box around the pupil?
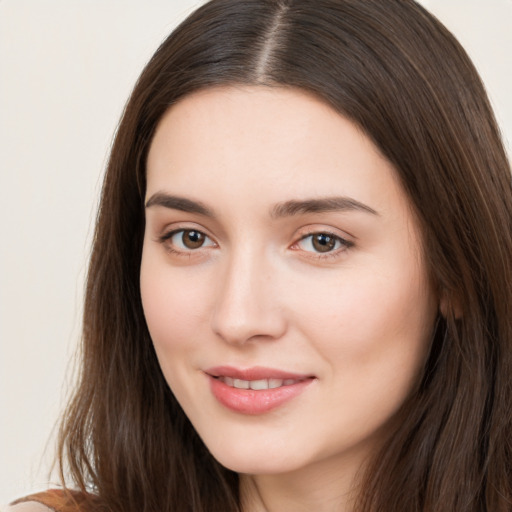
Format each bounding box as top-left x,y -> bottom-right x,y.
313,234 -> 335,253
183,230 -> 204,249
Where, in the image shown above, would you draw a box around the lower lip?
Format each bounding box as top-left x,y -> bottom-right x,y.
208,376 -> 314,415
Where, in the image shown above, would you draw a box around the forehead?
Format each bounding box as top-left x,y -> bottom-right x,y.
146,85 -> 409,220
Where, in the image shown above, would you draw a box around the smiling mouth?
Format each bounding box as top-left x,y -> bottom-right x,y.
214,376 -> 308,390
207,372 -> 315,414
205,366 -> 315,414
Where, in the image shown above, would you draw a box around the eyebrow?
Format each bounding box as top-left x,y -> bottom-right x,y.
145,192 -> 378,218
145,193 -> 214,217
270,197 -> 379,218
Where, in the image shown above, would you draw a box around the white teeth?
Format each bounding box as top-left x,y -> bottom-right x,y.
233,378 -> 250,389
249,379 -> 269,390
269,379 -> 284,389
219,377 -> 298,390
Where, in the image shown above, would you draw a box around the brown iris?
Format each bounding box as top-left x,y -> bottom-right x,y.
181,230 -> 206,249
312,233 -> 337,253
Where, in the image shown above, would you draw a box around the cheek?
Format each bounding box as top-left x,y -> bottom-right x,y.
140,250 -> 211,360
291,262 -> 436,380
303,269 -> 435,433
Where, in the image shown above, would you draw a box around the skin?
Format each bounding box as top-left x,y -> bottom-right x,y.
140,86 -> 439,511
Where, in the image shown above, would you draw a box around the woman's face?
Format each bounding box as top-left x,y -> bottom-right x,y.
141,86 -> 438,477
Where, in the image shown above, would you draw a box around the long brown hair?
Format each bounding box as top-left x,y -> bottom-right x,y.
56,1 -> 512,510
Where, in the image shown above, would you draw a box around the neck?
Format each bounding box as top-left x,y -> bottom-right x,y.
239,452 -> 366,512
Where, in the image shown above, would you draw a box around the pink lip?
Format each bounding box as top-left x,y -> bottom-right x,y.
205,366 -> 315,415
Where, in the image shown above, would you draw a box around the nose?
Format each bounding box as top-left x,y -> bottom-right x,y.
211,247 -> 287,345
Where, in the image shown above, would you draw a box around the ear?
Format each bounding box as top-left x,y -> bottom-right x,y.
439,290 -> 462,319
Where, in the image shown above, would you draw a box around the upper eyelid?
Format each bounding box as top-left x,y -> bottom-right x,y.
160,228 -> 216,244
294,224 -> 355,243
298,231 -> 345,241
294,232 -> 353,249
147,208 -> 225,238
158,223 -> 216,240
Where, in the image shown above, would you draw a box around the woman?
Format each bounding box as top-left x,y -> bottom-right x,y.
9,0 -> 512,510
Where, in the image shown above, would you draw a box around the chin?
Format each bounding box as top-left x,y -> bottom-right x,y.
216,455 -> 303,476
205,438 -> 309,475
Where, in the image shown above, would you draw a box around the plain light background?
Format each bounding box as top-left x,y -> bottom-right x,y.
1,0 -> 511,505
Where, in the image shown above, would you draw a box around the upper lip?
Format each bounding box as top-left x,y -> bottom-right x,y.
205,365 -> 314,381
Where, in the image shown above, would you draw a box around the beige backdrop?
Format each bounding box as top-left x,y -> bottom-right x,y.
1,0 -> 511,505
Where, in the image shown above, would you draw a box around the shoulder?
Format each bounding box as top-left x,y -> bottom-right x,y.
3,503 -> 54,512
5,490 -> 92,512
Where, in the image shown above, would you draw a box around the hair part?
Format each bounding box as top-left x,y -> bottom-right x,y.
254,0 -> 289,78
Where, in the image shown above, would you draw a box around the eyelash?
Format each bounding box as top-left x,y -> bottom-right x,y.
158,229 -> 216,257
294,232 -> 354,260
157,228 -> 353,260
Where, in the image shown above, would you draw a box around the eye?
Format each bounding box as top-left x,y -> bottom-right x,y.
163,229 -> 215,251
297,232 -> 350,254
